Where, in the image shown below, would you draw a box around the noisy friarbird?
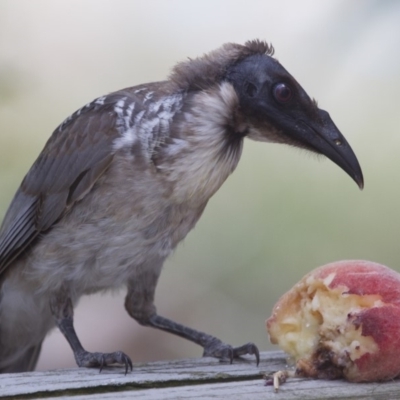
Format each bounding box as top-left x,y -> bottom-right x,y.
0,40 -> 363,373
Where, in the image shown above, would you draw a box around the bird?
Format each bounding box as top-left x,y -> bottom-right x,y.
0,40 -> 363,373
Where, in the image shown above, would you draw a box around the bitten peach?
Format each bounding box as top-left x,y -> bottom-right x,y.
266,260 -> 400,382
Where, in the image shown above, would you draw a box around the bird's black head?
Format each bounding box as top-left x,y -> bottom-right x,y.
225,53 -> 364,189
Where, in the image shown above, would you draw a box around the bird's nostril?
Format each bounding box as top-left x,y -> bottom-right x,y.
334,139 -> 342,146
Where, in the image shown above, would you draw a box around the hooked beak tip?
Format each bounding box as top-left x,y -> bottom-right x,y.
352,170 -> 364,190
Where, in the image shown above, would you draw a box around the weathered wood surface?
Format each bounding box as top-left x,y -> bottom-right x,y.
1,351 -> 399,399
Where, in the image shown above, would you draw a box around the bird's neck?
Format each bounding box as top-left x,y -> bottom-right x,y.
158,83 -> 245,205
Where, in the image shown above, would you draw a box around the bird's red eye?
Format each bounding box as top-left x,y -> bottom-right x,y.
273,83 -> 292,103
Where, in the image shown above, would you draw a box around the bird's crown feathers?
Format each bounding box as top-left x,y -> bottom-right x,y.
170,40 -> 274,91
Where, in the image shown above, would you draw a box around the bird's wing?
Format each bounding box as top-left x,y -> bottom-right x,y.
0,95 -> 126,274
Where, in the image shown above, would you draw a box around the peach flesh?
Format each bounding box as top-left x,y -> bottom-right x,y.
266,260 -> 400,382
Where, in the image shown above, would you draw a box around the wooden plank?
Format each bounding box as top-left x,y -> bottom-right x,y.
0,351 -> 276,398
45,379 -> 400,400
1,351 -> 399,399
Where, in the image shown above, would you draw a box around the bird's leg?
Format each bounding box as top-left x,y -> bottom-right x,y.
140,314 -> 260,364
125,276 -> 260,365
49,290 -> 132,373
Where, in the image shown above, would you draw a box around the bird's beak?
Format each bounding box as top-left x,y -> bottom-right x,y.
296,109 -> 364,189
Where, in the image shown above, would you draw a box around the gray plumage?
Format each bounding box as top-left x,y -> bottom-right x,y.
0,40 -> 363,373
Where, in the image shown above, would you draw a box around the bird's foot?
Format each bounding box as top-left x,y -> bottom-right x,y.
202,338 -> 260,365
75,350 -> 133,374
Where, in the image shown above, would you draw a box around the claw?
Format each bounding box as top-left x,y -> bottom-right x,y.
256,353 -> 260,366
202,338 -> 260,365
124,355 -> 133,375
231,342 -> 260,365
98,355 -> 105,373
254,345 -> 260,366
75,350 -> 132,374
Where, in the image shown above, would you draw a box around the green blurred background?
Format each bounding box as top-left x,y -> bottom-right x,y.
1,0 -> 399,370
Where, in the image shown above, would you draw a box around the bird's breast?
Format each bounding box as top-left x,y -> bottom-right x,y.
21,164 -> 206,296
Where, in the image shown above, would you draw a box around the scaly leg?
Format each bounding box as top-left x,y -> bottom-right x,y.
50,291 -> 132,373
124,271 -> 260,365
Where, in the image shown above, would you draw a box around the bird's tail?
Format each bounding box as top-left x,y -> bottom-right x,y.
0,342 -> 42,373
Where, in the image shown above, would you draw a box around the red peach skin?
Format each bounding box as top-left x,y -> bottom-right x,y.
266,260 -> 400,382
